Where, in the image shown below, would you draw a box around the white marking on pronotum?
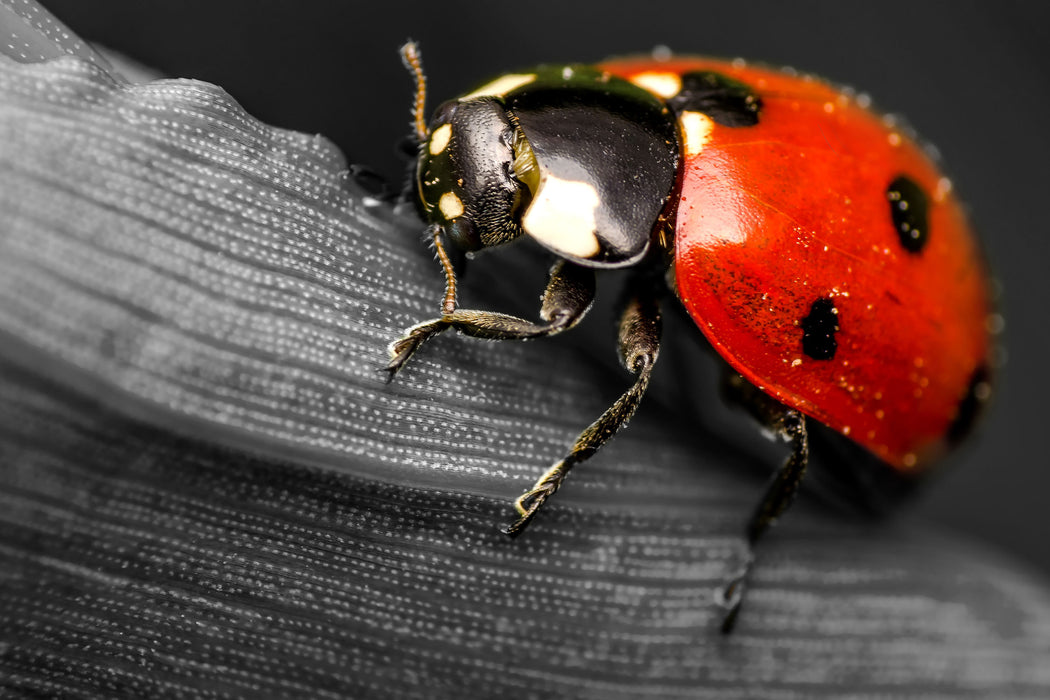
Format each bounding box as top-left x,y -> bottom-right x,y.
522,174 -> 601,258
438,191 -> 464,219
463,73 -> 536,99
629,71 -> 682,99
679,110 -> 714,157
429,123 -> 452,155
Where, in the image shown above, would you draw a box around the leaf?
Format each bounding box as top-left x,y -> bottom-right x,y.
0,10 -> 1049,699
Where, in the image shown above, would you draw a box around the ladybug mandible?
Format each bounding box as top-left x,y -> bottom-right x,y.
387,43 -> 994,631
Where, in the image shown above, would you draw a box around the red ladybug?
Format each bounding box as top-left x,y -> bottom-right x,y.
388,44 -> 995,631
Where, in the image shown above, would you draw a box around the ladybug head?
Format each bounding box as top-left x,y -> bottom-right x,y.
416,97 -> 533,252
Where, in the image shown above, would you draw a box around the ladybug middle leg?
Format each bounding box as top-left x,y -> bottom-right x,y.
718,371 -> 809,633
503,274 -> 662,537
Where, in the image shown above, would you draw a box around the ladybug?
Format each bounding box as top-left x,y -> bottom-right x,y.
387,43 -> 995,631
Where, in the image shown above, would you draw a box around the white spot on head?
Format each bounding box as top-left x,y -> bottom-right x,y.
429,123 -> 452,155
463,73 -> 536,99
522,174 -> 601,258
438,191 -> 464,219
679,111 -> 714,157
629,71 -> 682,99
562,66 -> 574,80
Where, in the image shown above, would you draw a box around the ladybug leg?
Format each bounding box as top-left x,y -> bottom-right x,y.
386,258 -> 596,376
503,277 -> 662,537
718,372 -> 809,633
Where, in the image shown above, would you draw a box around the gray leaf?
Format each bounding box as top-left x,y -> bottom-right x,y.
0,10 -> 1048,699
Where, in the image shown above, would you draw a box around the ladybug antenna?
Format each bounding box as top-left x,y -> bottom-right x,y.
400,41 -> 429,146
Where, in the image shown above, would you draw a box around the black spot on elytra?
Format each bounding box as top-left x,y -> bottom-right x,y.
801,297 -> 839,360
887,175 -> 929,253
667,71 -> 762,127
947,364 -> 991,445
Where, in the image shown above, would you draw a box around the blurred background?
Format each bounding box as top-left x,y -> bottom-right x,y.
40,0 -> 1050,578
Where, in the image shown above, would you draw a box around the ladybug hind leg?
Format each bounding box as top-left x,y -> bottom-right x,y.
503,275 -> 663,537
718,371 -> 809,633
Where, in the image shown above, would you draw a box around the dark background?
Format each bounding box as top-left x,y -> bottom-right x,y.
40,1 -> 1050,578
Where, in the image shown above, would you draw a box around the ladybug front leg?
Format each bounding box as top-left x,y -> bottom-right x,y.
718,372 -> 810,633
386,258 -> 596,376
503,277 -> 662,537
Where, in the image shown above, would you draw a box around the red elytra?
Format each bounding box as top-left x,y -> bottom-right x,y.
601,57 -> 994,471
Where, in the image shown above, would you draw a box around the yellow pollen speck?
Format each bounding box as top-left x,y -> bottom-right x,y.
823,102 -> 834,113
902,453 -> 917,468
429,123 -> 452,155
630,71 -> 683,98
888,132 -> 902,147
438,191 -> 464,219
843,425 -> 852,436
791,358 -> 802,367
679,111 -> 714,157
875,409 -> 885,420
